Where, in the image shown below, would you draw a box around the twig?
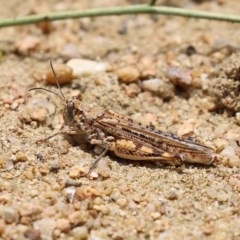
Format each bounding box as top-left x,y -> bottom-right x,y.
0,4 -> 240,28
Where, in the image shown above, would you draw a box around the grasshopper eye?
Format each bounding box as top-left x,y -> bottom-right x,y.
65,101 -> 76,124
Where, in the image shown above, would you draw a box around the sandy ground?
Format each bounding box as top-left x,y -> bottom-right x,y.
0,0 -> 240,239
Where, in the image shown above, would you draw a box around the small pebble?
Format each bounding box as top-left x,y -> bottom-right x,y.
62,43 -> 79,57
93,197 -> 104,206
165,206 -> 175,217
142,78 -> 163,92
151,212 -> 161,220
202,222 -> 214,235
96,158 -> 110,178
44,63 -> 73,85
92,205 -> 110,215
89,171 -> 99,179
64,187 -> 76,203
71,226 -> 88,239
0,152 -> 8,167
33,218 -> 56,240
221,144 -> 240,167
193,202 -> 203,211
21,217 -> 32,225
200,97 -> 216,111
16,35 -> 40,52
236,112 -> 240,124
23,168 -> 34,180
216,190 -> 229,202
24,228 -> 41,240
124,83 -> 140,97
165,190 -> 178,200
117,66 -> 140,83
18,110 -> 32,124
0,194 -> 11,204
167,66 -> 192,88
68,211 -> 87,226
56,218 -> 71,233
0,219 -> 6,236
229,177 -> 240,190
3,207 -> 19,224
27,107 -> 47,122
116,197 -> 128,208
10,101 -> 19,110
69,165 -> 86,179
154,219 -> 169,232
138,56 -> 157,78
206,186 -> 218,199
207,174 -> 215,182
67,58 -> 107,76
15,152 -> 28,162
19,204 -> 42,218
76,187 -> 100,200
228,156 -> 240,168
39,165 -> 50,176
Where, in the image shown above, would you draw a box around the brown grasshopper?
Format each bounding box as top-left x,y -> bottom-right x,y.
29,62 -> 216,170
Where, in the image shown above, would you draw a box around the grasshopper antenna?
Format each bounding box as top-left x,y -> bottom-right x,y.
28,60 -> 67,102
50,60 -> 67,102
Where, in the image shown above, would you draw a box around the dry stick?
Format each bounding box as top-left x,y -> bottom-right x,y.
0,4 -> 240,28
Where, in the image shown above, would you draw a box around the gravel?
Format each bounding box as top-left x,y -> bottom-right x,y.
0,0 -> 240,239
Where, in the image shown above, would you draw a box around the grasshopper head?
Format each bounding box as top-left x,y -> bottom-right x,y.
64,95 -> 82,125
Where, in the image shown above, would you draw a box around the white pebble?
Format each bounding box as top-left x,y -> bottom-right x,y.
236,112 -> 240,124
89,171 -> 99,179
220,143 -> 240,167
3,207 -> 19,223
64,186 -> 76,203
167,66 -> 192,88
97,158 -> 110,178
142,78 -> 163,92
72,226 -> 88,239
66,58 -> 107,76
33,218 -> 56,240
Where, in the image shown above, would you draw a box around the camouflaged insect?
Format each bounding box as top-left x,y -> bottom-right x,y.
63,96 -> 215,166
